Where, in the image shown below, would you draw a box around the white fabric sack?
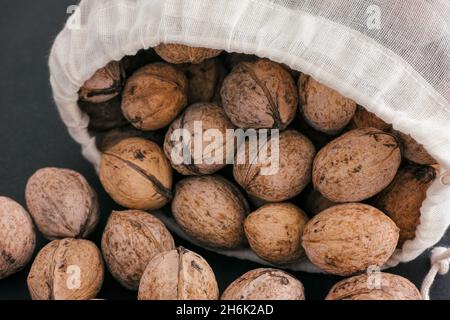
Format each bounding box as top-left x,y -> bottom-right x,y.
49,0 -> 450,272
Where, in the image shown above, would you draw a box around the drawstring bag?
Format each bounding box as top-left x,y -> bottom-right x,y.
49,0 -> 450,297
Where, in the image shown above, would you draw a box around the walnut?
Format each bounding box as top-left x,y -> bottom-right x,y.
138,247 -> 219,300
244,203 -> 309,264
101,210 -> 175,290
78,61 -> 124,103
164,102 -> 235,175
302,203 -> 399,276
393,130 -> 437,165
95,126 -> 164,153
121,63 -> 188,130
221,268 -> 305,300
326,272 -> 422,300
233,130 -> 315,202
78,95 -> 128,131
25,168 -> 99,240
348,105 -> 392,131
155,43 -> 222,64
221,59 -> 298,129
298,74 -> 356,134
373,164 -> 437,246
313,128 -> 401,202
304,188 -> 337,216
27,238 -> 104,300
99,137 -> 173,210
172,175 -> 249,248
0,197 -> 36,280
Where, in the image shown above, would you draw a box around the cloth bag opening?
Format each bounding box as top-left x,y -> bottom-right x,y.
49,0 -> 450,273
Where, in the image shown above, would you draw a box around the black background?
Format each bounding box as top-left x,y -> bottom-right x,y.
0,1 -> 449,300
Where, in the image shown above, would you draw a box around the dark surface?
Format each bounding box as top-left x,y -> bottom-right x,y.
0,1 -> 449,300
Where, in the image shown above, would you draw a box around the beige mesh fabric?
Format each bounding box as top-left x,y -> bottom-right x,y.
49,0 -> 450,272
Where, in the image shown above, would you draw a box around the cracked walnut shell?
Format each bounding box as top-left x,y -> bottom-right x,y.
101,210 -> 175,290
27,238 -> 104,300
138,247 -> 219,300
302,203 -> 399,276
99,137 -> 173,210
0,197 -> 36,280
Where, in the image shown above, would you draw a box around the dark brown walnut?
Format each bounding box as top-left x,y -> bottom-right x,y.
78,61 -> 124,104
348,105 -> 392,131
393,130 -> 437,165
233,130 -> 315,202
221,268 -> 305,300
0,197 -> 36,280
121,63 -> 188,130
302,203 -> 399,276
27,238 -> 104,300
25,168 -> 99,240
180,58 -> 224,104
138,247 -> 219,300
211,60 -> 228,106
99,137 -> 173,210
221,59 -> 298,129
155,43 -> 222,64
95,126 -> 165,152
298,74 -> 357,134
244,203 -> 309,264
78,95 -> 128,131
224,53 -> 258,71
101,210 -> 175,290
172,175 -> 249,248
121,48 -> 162,77
326,272 -> 422,300
373,164 -> 437,246
313,128 -> 402,202
304,188 -> 337,216
164,103 -> 235,175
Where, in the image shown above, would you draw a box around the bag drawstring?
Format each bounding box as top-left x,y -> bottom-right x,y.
421,247 -> 450,300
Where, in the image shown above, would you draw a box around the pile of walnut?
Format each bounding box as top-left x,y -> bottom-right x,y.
0,44 -> 438,300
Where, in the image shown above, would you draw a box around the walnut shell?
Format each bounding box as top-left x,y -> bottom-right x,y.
164,102 -> 235,175
393,130 -> 437,165
221,268 -> 305,300
27,238 -> 104,300
244,203 -> 309,264
313,128 -> 402,202
78,61 -> 124,103
326,272 -> 422,300
373,164 -> 437,246
304,188 -> 337,216
221,59 -> 298,129
302,203 -> 399,276
233,130 -> 315,202
299,75 -> 356,134
172,175 -> 249,248
78,95 -> 128,131
95,126 -> 164,153
348,106 -> 392,131
138,247 -> 219,300
0,197 -> 36,280
121,63 -> 188,130
25,168 -> 99,240
101,210 -> 175,290
180,58 -> 223,103
155,43 -> 222,64
99,137 -> 173,210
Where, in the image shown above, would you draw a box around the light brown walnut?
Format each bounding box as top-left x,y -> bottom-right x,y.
101,210 -> 175,290
138,247 -> 219,300
302,203 -> 399,276
99,137 -> 173,210
155,43 -> 222,64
